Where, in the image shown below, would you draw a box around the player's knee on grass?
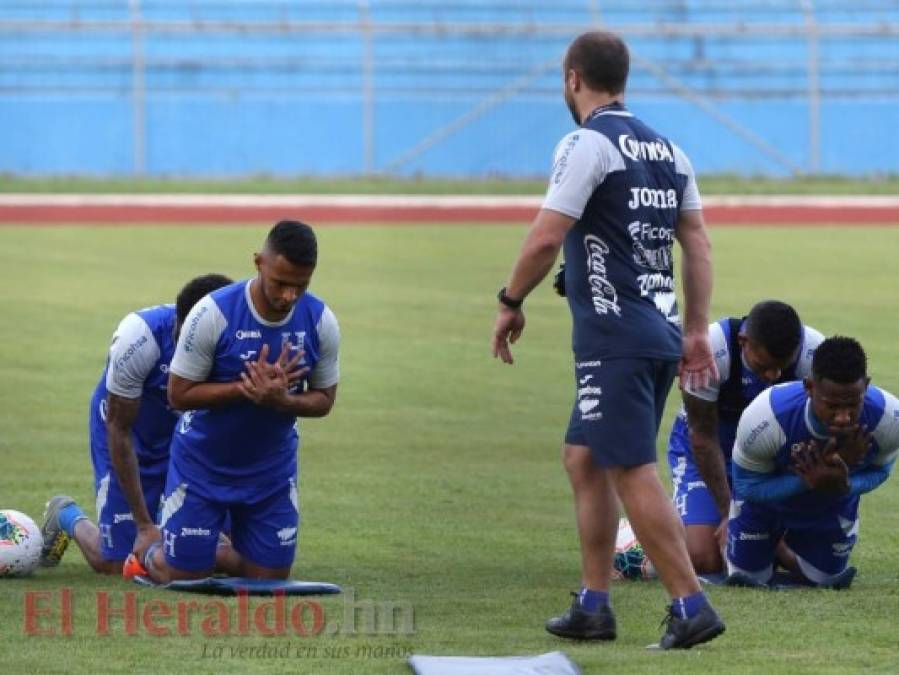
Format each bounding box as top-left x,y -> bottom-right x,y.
238,558 -> 292,580
149,544 -> 213,583
794,556 -> 848,587
785,527 -> 855,586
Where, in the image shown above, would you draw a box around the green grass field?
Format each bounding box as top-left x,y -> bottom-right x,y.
1,223 -> 898,674
2,173 -> 899,195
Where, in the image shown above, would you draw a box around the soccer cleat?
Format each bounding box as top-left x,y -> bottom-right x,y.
39,496 -> 75,567
820,566 -> 856,591
653,603 -> 725,650
545,592 -> 617,641
122,553 -> 148,579
724,571 -> 769,589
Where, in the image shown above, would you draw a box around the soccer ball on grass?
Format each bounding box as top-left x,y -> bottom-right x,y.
0,509 -> 43,577
612,517 -> 656,581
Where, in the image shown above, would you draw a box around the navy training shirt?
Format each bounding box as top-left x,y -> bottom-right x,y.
542,102 -> 702,361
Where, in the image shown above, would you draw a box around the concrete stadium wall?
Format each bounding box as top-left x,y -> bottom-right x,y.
2,1 -> 897,178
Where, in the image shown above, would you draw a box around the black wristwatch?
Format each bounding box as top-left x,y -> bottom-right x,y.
497,287 -> 524,310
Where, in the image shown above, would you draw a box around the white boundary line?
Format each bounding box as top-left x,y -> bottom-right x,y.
0,194 -> 898,208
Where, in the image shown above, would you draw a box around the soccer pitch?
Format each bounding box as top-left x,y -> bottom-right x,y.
1,223 -> 898,673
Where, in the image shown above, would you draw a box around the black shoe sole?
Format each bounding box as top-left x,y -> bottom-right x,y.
545,626 -> 617,641
678,621 -> 726,649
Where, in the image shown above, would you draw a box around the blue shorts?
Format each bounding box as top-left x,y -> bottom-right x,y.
90,425 -> 168,562
667,416 -> 731,526
159,461 -> 299,573
726,499 -> 859,584
565,357 -> 677,467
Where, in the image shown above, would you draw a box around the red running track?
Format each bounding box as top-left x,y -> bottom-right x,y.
0,199 -> 897,225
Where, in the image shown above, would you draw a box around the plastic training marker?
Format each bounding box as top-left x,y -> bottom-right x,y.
408,651 -> 579,675
122,553 -> 148,579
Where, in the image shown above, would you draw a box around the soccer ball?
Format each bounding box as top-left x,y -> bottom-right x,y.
612,517 -> 656,581
0,510 -> 43,577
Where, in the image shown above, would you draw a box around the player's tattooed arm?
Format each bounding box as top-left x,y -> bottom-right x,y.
684,392 -> 731,519
106,393 -> 160,556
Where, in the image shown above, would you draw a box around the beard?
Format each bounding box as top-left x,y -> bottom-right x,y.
564,90 -> 580,126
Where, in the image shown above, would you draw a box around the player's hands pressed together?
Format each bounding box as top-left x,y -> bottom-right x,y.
272,340 -> 310,387
679,331 -> 719,392
238,342 -> 308,408
832,425 -> 871,466
492,307 -> 526,364
240,359 -> 289,408
791,438 -> 850,494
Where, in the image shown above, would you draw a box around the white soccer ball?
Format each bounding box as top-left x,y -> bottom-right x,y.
612,517 -> 657,581
0,510 -> 43,577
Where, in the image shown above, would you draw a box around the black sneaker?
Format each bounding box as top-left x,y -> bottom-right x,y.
545,592 -> 616,641
653,603 -> 725,650
821,566 -> 856,590
724,571 -> 769,589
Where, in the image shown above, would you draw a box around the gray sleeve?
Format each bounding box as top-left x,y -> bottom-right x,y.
105,313 -> 161,399
684,322 -> 730,402
541,129 -> 624,219
308,306 -> 340,389
871,390 -> 899,467
673,143 -> 702,211
794,325 -> 825,379
732,390 -> 786,474
169,295 -> 228,382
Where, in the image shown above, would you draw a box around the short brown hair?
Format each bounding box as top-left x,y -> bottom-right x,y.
564,31 -> 629,95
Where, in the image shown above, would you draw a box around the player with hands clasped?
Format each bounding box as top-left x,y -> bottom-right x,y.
138,220 -> 340,584
727,336 -> 898,588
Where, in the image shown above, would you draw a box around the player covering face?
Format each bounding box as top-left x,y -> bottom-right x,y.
727,336 -> 898,588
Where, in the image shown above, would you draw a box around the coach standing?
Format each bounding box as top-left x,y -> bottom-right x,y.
491,31 -> 724,649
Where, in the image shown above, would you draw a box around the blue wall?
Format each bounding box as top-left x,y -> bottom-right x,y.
1,1 -> 897,177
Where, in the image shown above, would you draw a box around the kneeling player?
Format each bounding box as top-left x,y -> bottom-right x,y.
40,273 -> 232,574
667,300 -> 822,573
142,220 -> 340,582
727,336 -> 898,587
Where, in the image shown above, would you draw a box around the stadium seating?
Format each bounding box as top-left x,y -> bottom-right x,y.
1,1 -> 897,175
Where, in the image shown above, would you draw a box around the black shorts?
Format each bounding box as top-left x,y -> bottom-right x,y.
564,357 -> 677,467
